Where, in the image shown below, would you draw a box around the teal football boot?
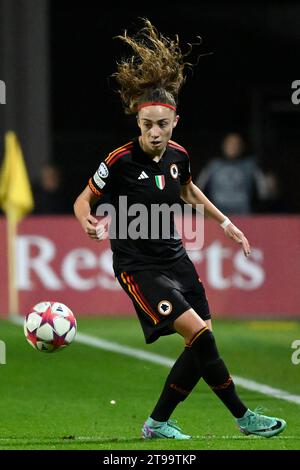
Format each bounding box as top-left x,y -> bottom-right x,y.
142,417 -> 191,439
237,409 -> 286,438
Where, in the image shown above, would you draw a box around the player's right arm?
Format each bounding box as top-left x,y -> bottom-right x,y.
75,143 -> 130,240
74,185 -> 101,241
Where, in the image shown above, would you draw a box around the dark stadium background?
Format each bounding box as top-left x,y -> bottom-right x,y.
49,1 -> 300,211
1,0 -> 300,210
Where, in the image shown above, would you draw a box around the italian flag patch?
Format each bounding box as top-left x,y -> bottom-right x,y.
155,175 -> 165,190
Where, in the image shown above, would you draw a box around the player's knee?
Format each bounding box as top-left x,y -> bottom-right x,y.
173,308 -> 207,344
186,328 -> 220,365
183,327 -> 206,346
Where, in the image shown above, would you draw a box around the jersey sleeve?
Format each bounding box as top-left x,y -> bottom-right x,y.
179,154 -> 192,185
88,160 -> 115,197
88,142 -> 133,196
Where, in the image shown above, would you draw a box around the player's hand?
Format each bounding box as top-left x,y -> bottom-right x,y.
81,214 -> 100,241
96,223 -> 107,241
224,223 -> 251,258
96,216 -> 110,241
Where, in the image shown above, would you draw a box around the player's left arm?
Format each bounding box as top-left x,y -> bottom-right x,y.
180,180 -> 251,257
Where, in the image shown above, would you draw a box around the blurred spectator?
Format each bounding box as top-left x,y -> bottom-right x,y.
195,133 -> 269,214
258,171 -> 290,213
33,163 -> 70,214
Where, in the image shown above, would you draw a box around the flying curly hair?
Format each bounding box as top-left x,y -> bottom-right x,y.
113,18 -> 202,114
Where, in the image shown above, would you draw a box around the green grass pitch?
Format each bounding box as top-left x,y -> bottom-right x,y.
0,316 -> 299,450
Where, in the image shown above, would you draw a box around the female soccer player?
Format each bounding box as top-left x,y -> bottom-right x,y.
74,19 -> 286,439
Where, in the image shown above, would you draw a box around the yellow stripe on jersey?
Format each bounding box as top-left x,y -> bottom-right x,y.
105,141 -> 133,165
168,140 -> 188,155
120,272 -> 159,325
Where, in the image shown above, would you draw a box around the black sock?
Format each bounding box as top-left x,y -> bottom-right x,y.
151,328 -> 247,421
202,358 -> 247,418
151,347 -> 201,421
151,328 -> 209,421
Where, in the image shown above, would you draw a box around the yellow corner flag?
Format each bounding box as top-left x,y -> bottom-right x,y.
0,131 -> 34,317
0,131 -> 34,222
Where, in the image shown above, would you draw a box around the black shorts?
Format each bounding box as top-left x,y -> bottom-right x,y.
117,254 -> 211,344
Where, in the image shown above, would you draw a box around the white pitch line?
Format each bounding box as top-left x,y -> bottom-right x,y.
76,332 -> 300,406
232,377 -> 300,405
12,314 -> 300,407
76,332 -> 174,367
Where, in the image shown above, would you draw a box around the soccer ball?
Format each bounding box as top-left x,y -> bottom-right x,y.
24,301 -> 77,353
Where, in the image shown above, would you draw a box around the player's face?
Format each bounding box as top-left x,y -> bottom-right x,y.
137,106 -> 179,156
